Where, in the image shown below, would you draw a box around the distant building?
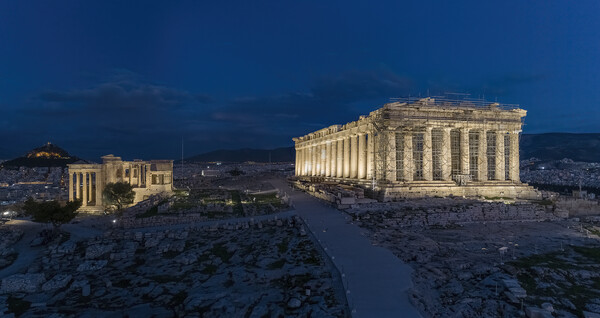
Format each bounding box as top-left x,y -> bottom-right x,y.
68,154 -> 173,212
201,170 -> 220,177
293,97 -> 540,200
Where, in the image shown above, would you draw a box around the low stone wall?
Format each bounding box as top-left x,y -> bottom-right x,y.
556,198 -> 600,217
348,201 -> 566,228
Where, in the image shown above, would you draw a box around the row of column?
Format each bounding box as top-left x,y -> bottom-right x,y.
295,128 -> 520,183
68,171 -> 102,207
391,128 -> 519,182
295,132 -> 373,180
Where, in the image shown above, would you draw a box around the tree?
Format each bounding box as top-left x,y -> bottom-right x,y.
23,198 -> 81,234
103,182 -> 135,212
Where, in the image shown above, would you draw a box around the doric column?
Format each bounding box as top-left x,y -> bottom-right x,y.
367,132 -> 374,179
75,172 -> 81,200
386,131 -> 397,181
295,147 -> 300,176
301,148 -> 306,176
441,128 -> 452,181
423,127 -> 433,181
495,132 -> 505,180
350,135 -> 358,179
343,136 -> 351,178
95,172 -> 102,207
325,141 -> 331,177
460,128 -> 470,175
358,133 -> 367,179
311,144 -> 317,176
403,133 -> 413,181
337,138 -> 344,177
68,171 -> 73,202
82,172 -> 87,207
509,132 -> 520,182
478,130 -> 488,181
317,143 -> 323,176
330,140 -> 337,177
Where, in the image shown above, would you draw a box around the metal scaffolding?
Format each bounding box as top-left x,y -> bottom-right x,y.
486,131 -> 496,180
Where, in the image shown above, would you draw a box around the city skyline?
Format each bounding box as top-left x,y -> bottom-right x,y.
2,1 -> 599,159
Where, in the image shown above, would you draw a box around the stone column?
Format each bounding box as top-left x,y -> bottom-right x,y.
330,140 -> 337,177
82,172 -> 87,207
295,147 -> 300,176
386,131 -> 397,181
68,171 -> 73,202
316,143 -> 322,176
350,135 -> 358,179
509,132 -> 520,182
337,138 -> 344,177
495,132 -> 505,180
478,130 -> 488,181
460,128 -> 470,175
75,172 -> 81,200
358,133 -> 367,179
95,172 -> 102,207
320,143 -> 326,176
325,141 -> 331,177
423,127 -> 433,181
403,133 -> 413,181
367,132 -> 374,179
441,128 -> 452,181
311,145 -> 317,176
301,148 -> 306,176
343,136 -> 351,178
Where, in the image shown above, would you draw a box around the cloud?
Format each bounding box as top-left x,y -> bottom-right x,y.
37,80 -> 194,113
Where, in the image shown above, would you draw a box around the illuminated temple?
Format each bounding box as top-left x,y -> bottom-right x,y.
293,97 -> 540,200
68,154 -> 173,212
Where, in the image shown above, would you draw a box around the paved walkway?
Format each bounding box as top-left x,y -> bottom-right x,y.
271,179 -> 421,318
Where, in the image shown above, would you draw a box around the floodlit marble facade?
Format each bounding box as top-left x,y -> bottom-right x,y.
68,154 -> 173,211
293,97 -> 540,200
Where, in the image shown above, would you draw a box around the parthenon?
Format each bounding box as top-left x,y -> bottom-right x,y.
68,154 -> 174,212
293,97 -> 540,200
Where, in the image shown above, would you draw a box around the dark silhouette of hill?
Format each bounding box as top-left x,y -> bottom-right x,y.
1,142 -> 82,168
521,133 -> 600,162
186,133 -> 600,163
187,147 -> 294,163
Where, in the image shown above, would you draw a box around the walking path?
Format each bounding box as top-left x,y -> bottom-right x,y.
271,179 -> 421,318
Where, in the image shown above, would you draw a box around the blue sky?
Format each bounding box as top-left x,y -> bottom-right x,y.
1,1 -> 599,160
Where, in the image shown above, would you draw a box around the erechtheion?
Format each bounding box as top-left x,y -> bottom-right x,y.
68,154 -> 173,211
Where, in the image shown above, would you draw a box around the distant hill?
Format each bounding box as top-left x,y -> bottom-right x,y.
187,147 -> 295,163
186,133 -> 600,164
1,142 -> 82,168
521,133 -> 600,162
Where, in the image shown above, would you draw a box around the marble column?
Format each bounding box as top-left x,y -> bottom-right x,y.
403,133 -> 413,181
311,145 -> 317,176
386,131 -> 396,181
441,128 -> 452,181
343,136 -> 351,178
423,127 -> 433,181
75,172 -> 81,200
495,132 -> 505,180
95,172 -> 102,207
358,133 -> 367,179
367,132 -> 374,179
325,141 -> 331,177
82,172 -> 87,207
295,147 -> 300,175
330,140 -> 337,177
460,128 -> 470,176
336,138 -> 344,177
509,132 -> 520,182
68,172 -> 73,201
350,135 -> 358,179
478,130 -> 488,181
320,143 -> 326,176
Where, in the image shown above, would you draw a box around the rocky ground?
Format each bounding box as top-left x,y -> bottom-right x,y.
0,227 -> 23,270
358,209 -> 600,317
0,217 -> 348,317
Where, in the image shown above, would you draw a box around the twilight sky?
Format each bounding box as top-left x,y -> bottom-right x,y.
1,1 -> 599,160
